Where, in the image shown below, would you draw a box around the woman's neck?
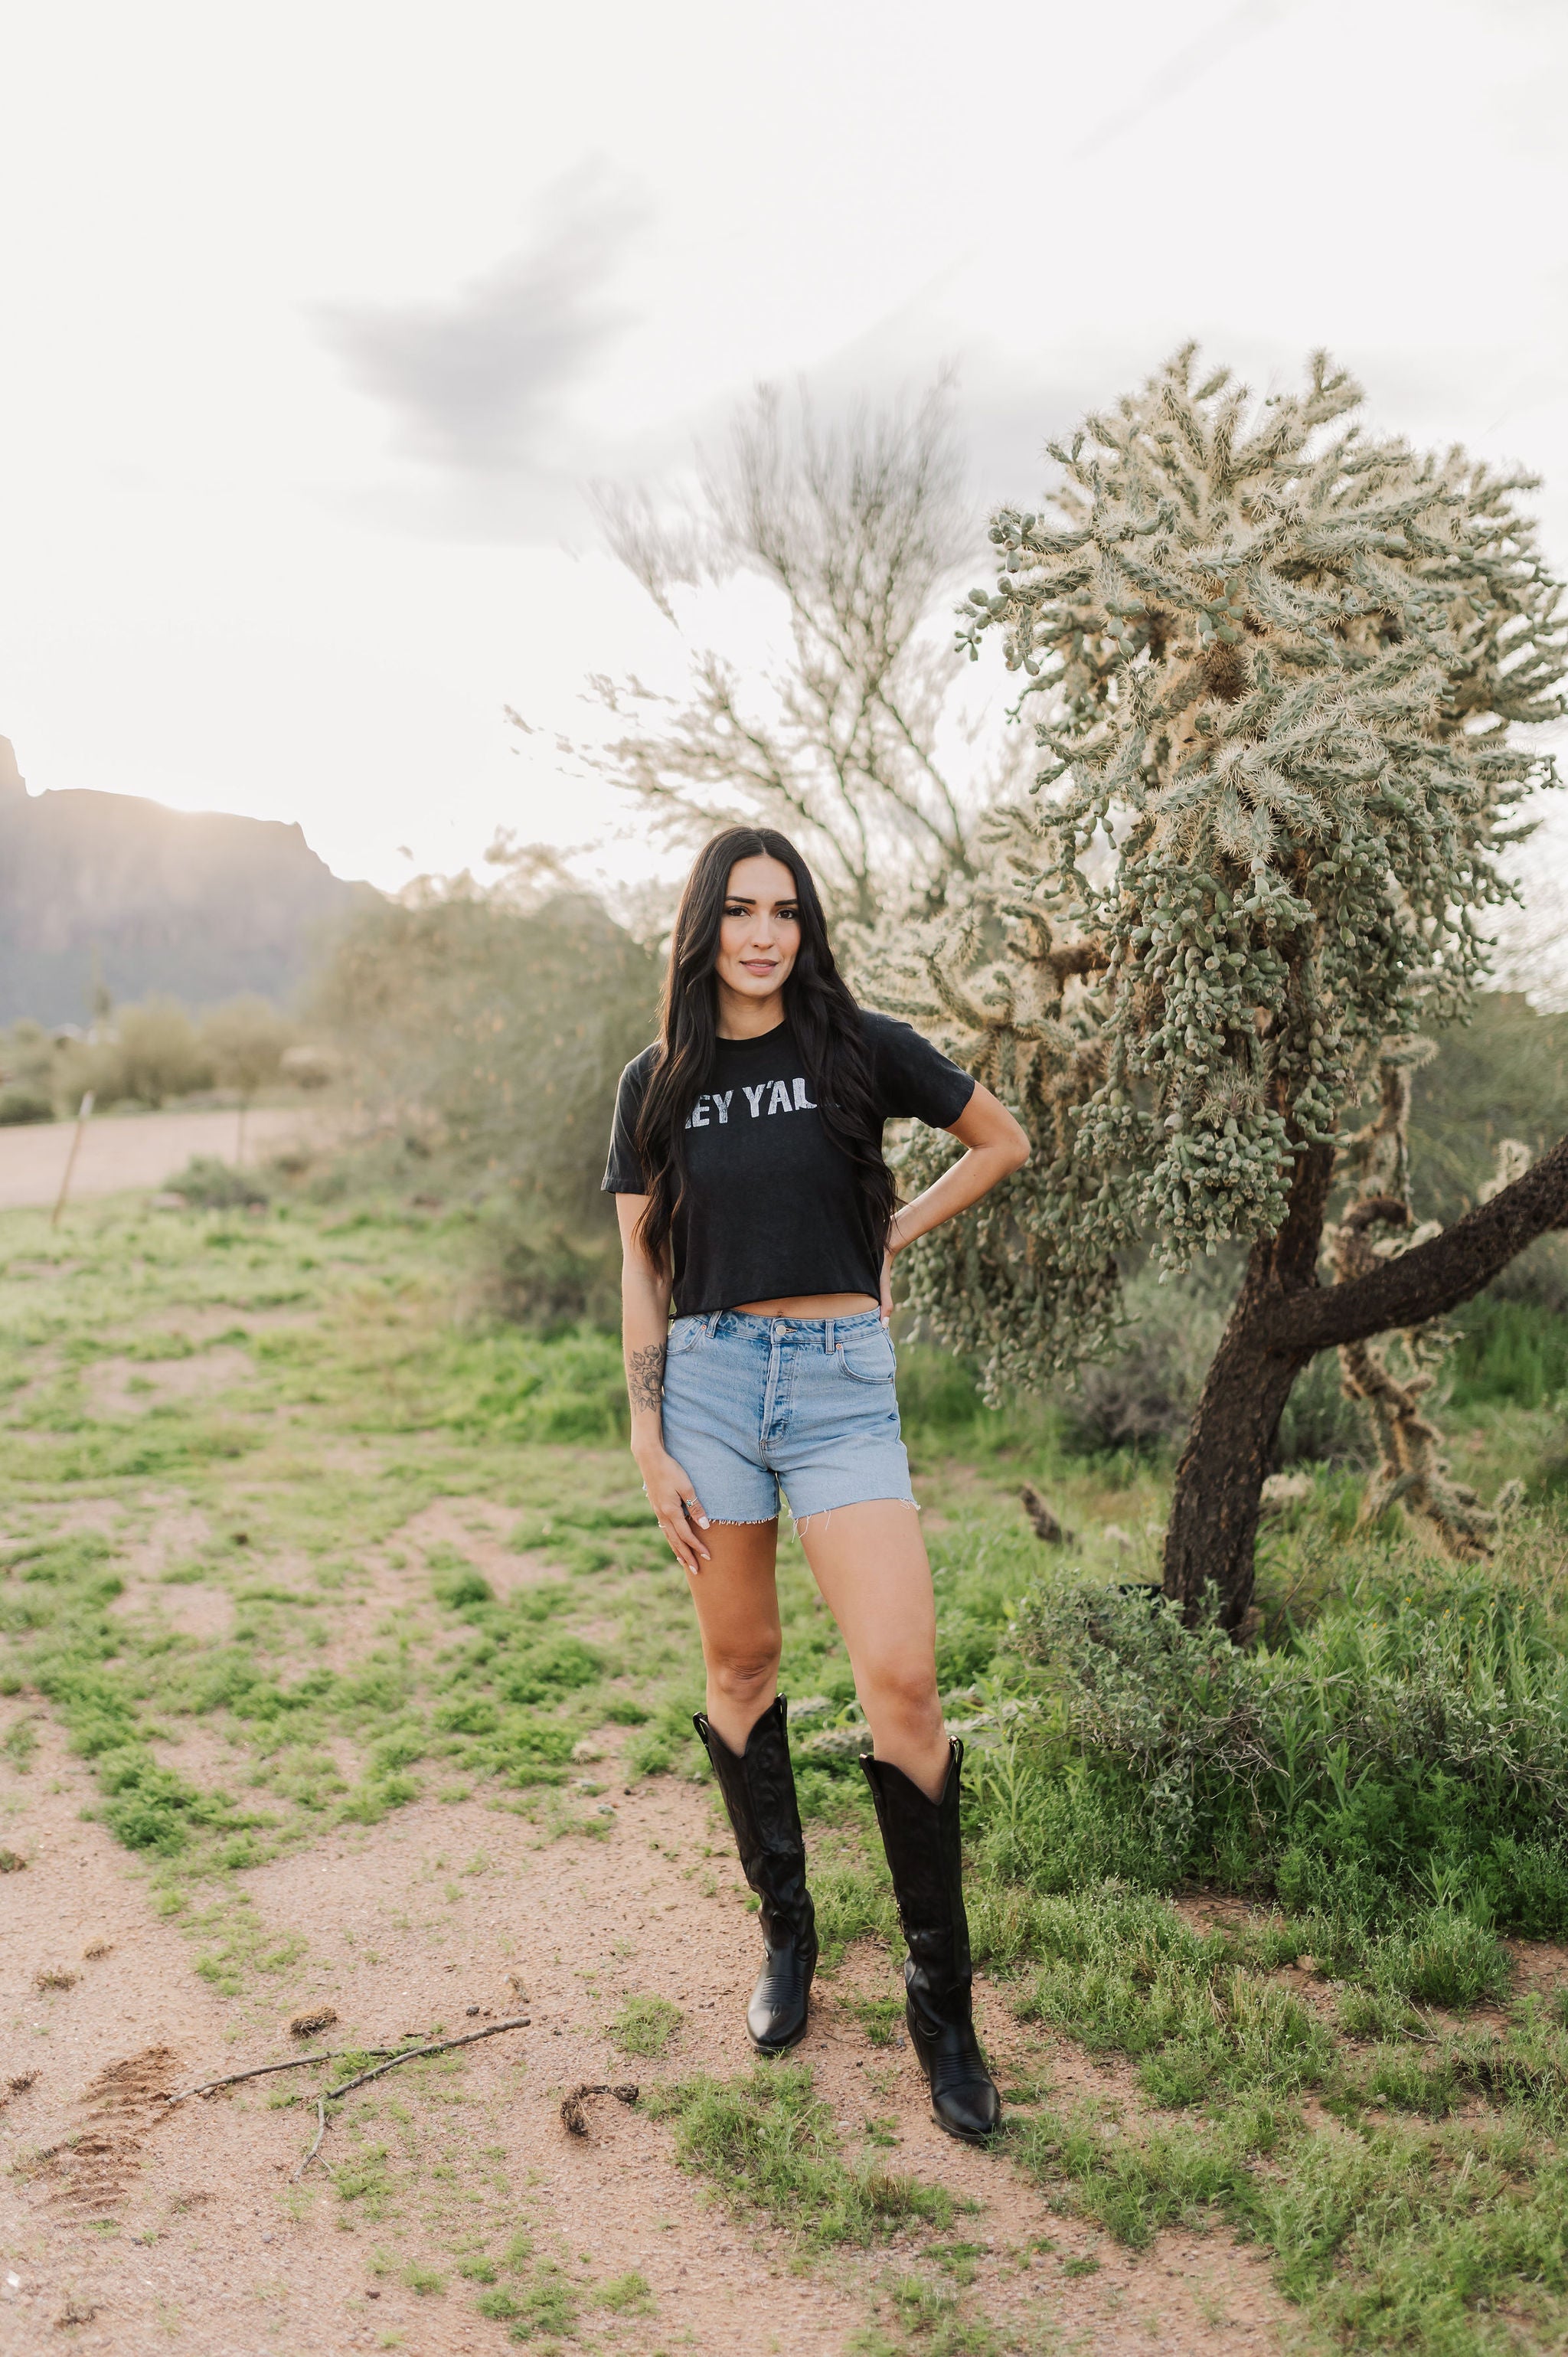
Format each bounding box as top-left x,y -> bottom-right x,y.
714,984 -> 789,1042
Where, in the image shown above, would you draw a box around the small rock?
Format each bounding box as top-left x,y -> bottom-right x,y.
466,2005 -> 481,2016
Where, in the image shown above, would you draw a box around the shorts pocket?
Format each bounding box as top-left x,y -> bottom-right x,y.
667,1316 -> 712,1357
836,1326 -> 897,1385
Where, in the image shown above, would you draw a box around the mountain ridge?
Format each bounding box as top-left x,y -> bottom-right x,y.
0,737 -> 375,1024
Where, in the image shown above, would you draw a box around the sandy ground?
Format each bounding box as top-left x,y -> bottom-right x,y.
0,1106 -> 336,1211
0,1702 -> 1292,2357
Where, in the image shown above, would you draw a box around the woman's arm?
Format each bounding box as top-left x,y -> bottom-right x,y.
879,1082 -> 1030,1321
614,1195 -> 712,1574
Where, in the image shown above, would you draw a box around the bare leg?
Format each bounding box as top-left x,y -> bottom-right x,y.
683,1518 -> 784,1754
797,1501 -> 949,1798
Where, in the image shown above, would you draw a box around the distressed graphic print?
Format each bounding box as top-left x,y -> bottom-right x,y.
684,1077 -> 817,1129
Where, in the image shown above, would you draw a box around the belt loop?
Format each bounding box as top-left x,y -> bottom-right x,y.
825,1317 -> 835,1356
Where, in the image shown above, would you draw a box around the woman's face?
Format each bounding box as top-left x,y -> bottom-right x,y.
714,855 -> 800,1002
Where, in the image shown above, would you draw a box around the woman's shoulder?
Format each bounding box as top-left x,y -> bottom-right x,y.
856,1007 -> 923,1052
619,1042 -> 661,1086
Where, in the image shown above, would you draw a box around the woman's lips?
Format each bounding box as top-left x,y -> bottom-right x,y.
740,960 -> 777,975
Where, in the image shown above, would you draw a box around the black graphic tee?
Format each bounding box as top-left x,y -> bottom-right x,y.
603,1013 -> 975,1314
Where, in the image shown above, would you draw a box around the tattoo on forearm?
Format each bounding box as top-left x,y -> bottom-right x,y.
626,1342 -> 665,1416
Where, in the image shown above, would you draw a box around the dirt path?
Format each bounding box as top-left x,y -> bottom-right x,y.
0,1104 -> 337,1210
0,1195 -> 1292,2355
2,1712 -> 1286,2356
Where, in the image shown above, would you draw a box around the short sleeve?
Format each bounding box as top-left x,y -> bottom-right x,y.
602,1051 -> 655,1194
865,1015 -> 975,1129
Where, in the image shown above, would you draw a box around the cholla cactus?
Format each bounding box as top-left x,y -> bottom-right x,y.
870,348 -> 1568,1623
871,809 -> 1120,1387
1328,1053 -> 1501,1560
877,348 -> 1563,1362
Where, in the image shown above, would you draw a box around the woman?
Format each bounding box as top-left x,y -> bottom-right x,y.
603,826 -> 1029,2144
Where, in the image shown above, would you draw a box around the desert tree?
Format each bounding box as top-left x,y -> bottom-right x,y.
311,852 -> 657,1227
867,348 -> 1568,1630
578,379 -> 1026,924
201,996 -> 296,1165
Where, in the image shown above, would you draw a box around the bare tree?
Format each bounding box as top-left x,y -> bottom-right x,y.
576,380 -> 1023,923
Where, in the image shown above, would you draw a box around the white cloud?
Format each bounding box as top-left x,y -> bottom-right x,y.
315,167 -> 641,506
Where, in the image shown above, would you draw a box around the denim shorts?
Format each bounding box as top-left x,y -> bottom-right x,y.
659,1309 -> 916,1526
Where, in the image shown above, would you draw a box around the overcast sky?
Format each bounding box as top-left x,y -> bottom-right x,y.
1,0 -> 1563,892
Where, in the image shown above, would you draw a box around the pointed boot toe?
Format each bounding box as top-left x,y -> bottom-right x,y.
910,2001 -> 1001,2143
746,1928 -> 818,2053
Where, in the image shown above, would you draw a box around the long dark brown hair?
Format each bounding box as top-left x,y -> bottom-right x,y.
633,827 -> 897,1264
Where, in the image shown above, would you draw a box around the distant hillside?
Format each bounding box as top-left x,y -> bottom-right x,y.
0,738 -> 375,1024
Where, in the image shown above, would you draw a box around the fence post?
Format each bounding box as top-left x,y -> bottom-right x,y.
51,1091 -> 96,1230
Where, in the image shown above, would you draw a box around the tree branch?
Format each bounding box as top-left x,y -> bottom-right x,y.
1264,1131 -> 1568,1354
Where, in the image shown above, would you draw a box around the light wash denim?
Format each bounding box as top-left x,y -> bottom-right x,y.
659,1308 -> 915,1526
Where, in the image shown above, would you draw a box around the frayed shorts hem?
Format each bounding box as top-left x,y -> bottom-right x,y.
698,1493 -> 920,1532
792,1495 -> 919,1535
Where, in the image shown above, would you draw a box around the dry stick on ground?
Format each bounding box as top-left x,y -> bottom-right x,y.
286,2015 -> 533,2182
164,2048 -> 403,2105
321,2015 -> 531,2100
167,2013 -> 530,2114
291,2097 -> 327,2185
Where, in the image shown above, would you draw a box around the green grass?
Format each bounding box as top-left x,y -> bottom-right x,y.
1449,1296 -> 1568,1413
608,1993 -> 682,2058
8,1187 -> 1568,2353
648,2064 -> 956,2248
0,1196 -> 701,1883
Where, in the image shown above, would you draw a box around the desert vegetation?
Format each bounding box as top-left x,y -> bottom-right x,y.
0,995 -> 308,1125
6,345 -> 1568,2355
5,1151 -> 1568,2349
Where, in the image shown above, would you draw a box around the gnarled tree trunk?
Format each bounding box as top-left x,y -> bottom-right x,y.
1161,1132 -> 1568,1633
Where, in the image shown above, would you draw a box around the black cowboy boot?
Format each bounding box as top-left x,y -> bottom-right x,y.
694,1695 -> 817,2054
861,1741 -> 1001,2144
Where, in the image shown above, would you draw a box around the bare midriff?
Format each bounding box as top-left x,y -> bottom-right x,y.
731,1293 -> 879,1319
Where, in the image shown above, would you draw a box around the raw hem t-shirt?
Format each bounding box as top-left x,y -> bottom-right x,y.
601,1012 -> 975,1315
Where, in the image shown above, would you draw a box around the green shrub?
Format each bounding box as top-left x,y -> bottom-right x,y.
1002,1553 -> 1568,1930
0,1082 -> 54,1125
167,1157 -> 270,1211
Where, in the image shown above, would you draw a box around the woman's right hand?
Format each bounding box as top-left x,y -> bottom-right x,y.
637,1447 -> 712,1574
